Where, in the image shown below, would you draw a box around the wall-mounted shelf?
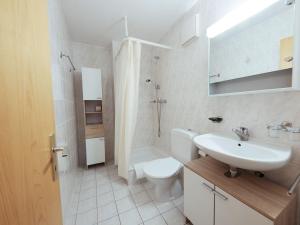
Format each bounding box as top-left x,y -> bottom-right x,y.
85,112 -> 102,114
209,68 -> 293,96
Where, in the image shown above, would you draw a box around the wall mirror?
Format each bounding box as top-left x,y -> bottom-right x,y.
208,0 -> 300,96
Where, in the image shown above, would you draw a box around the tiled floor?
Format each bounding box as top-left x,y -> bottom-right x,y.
65,164 -> 188,225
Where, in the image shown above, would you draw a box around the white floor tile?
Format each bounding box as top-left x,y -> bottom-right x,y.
173,195 -> 184,207
82,174 -> 96,183
97,192 -> 114,207
76,209 -> 97,225
119,208 -> 142,225
98,183 -> 113,195
162,208 -> 186,225
98,216 -> 120,225
143,181 -> 155,190
111,179 -> 127,191
72,165 -> 186,225
116,196 -> 136,213
67,200 -> 79,216
95,166 -> 107,173
97,175 -> 110,185
110,174 -> 123,181
137,202 -> 160,221
144,216 -> 167,225
81,180 -> 97,191
129,184 -> 144,194
154,201 -> 175,214
146,188 -> 156,200
64,215 -> 76,225
98,202 -> 118,222
132,191 -> 151,206
177,203 -> 184,214
113,188 -> 130,201
74,185 -> 81,193
79,187 -> 97,201
84,169 -> 95,175
77,197 -> 97,214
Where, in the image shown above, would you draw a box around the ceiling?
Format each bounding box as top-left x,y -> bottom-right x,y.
61,0 -> 199,47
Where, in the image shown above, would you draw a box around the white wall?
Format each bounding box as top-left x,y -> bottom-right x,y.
70,41 -> 115,161
153,0 -> 300,217
48,1 -> 80,224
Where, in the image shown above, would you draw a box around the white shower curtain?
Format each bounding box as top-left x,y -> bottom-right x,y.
114,40 -> 141,179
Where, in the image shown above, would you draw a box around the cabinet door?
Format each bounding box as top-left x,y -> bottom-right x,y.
184,167 -> 214,225
82,67 -> 102,100
214,187 -> 273,225
86,138 -> 105,166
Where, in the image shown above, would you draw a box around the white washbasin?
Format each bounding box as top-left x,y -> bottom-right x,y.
193,133 -> 291,171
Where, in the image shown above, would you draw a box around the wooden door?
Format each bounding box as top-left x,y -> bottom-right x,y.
184,168 -> 214,225
82,67 -> 102,100
214,187 -> 273,225
0,0 -> 63,225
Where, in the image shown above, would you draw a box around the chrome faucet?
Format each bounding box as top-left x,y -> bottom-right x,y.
232,127 -> 249,141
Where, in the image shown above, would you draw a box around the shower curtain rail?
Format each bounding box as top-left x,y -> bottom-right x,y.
60,52 -> 76,71
123,37 -> 173,50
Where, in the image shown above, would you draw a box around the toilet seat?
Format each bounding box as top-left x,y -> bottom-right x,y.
143,157 -> 183,179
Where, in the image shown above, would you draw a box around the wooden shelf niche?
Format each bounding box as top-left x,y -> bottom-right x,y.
84,100 -> 104,139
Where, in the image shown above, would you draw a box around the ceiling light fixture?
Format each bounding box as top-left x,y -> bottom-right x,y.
206,0 -> 280,38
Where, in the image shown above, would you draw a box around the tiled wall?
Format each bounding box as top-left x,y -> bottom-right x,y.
132,46 -> 157,150
48,0 -> 80,223
70,41 -> 115,161
153,0 -> 300,202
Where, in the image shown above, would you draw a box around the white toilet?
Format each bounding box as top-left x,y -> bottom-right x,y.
143,128 -> 198,202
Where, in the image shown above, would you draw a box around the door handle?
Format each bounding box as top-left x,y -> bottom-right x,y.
202,182 -> 214,192
284,56 -> 293,62
52,146 -> 64,152
50,134 -> 64,181
214,190 -> 228,201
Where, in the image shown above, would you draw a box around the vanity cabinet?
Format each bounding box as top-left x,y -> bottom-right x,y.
184,168 -> 214,225
214,187 -> 272,225
184,158 -> 296,225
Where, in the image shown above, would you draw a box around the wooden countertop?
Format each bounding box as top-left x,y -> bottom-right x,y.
185,157 -> 296,222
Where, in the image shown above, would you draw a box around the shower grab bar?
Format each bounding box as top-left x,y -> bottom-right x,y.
60,52 -> 76,71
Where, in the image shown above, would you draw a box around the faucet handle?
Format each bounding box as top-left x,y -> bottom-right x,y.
239,127 -> 249,134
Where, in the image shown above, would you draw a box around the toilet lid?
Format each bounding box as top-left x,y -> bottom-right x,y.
143,157 -> 183,179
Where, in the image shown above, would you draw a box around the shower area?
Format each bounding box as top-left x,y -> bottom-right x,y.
129,47 -> 168,183
112,33 -> 170,183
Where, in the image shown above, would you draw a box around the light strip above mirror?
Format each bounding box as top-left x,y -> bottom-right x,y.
206,0 -> 281,38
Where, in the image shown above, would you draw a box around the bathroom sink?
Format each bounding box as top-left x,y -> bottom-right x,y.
193,133 -> 291,171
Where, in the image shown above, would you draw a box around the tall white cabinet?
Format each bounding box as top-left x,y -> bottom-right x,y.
76,67 -> 105,167
82,67 -> 103,100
